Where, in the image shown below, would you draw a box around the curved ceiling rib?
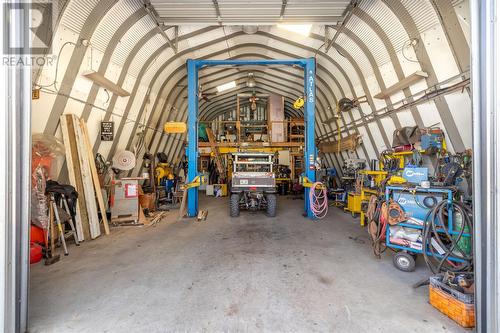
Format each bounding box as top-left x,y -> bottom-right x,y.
89,25 -> 220,152
203,20 -> 415,150
121,36 -> 358,148
353,7 -> 424,128
157,63 -> 344,171
100,26 -> 228,156
138,38 -> 362,151
154,56 -> 334,162
43,0 -> 118,136
80,8 -> 148,122
145,40 -> 372,165
38,0 -> 471,177
131,25 -> 408,163
113,25 -> 366,162
201,78 -> 305,122
381,0 -> 465,152
155,74 -> 342,169
106,30 -> 248,159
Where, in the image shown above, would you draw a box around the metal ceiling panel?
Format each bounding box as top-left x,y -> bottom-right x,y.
125,28 -> 160,78
149,0 -> 349,24
346,14 -> 391,67
337,32 -> 374,78
182,28 -> 224,49
359,0 -> 409,52
91,0 -> 143,53
400,0 -> 440,33
286,0 -> 350,18
60,0 -> 101,34
111,15 -> 157,70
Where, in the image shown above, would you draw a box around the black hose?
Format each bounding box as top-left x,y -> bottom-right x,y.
421,200 -> 473,274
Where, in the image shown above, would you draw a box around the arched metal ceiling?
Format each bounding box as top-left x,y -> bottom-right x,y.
32,0 -> 472,178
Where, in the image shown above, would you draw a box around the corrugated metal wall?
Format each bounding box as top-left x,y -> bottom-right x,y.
31,0 -> 471,178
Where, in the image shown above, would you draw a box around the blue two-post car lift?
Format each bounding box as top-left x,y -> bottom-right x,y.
186,58 -> 317,218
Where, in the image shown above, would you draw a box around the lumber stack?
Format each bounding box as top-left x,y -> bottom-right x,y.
60,114 -> 109,241
318,134 -> 361,153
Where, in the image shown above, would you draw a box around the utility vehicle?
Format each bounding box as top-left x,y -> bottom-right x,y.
230,153 -> 277,217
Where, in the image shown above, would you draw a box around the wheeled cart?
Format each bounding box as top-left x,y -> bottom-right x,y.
385,186 -> 471,272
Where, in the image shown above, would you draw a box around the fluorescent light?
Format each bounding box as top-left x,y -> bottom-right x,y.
216,81 -> 236,92
82,70 -> 130,97
277,24 -> 312,37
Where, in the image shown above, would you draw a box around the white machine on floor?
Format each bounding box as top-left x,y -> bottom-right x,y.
110,151 -> 142,225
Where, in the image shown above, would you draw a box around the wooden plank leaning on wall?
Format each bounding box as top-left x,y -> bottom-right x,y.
60,114 -> 108,240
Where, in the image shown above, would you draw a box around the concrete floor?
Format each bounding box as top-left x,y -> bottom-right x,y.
30,196 -> 466,333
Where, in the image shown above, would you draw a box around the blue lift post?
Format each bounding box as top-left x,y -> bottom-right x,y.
186,58 -> 316,218
304,58 -> 316,218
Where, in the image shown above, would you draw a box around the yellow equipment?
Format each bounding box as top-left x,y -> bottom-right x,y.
180,175 -> 206,190
155,162 -> 173,185
345,170 -> 388,224
387,175 -> 407,185
379,145 -> 447,172
346,192 -> 362,217
164,122 -> 187,133
357,170 -> 388,188
300,176 -> 326,189
293,97 -> 305,110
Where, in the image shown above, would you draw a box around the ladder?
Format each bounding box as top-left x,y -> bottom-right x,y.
205,127 -> 225,178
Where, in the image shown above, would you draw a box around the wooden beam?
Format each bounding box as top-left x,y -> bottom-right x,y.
60,115 -> 86,241
80,119 -> 110,235
60,114 -> 102,240
73,115 -> 101,239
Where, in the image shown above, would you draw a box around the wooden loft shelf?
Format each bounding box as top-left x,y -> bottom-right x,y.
374,71 -> 428,99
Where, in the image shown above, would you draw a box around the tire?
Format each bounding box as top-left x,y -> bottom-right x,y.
393,252 -> 416,272
230,194 -> 240,217
266,194 -> 277,217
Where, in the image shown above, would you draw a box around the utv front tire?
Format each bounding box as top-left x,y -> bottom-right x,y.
230,194 -> 240,217
266,194 -> 277,217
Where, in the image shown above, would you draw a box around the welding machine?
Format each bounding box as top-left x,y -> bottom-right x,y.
402,167 -> 428,184
421,128 -> 445,151
390,187 -> 446,221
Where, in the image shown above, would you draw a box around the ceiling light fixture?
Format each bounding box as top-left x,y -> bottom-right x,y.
276,24 -> 312,37
216,81 -> 236,92
82,70 -> 130,97
246,73 -> 256,88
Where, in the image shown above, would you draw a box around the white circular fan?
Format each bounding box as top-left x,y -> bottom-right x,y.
112,150 -> 136,171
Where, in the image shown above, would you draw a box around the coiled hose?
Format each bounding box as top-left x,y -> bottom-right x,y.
309,182 -> 328,219
421,200 -> 473,274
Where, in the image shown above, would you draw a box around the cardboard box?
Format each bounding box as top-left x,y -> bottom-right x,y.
206,185 -> 214,196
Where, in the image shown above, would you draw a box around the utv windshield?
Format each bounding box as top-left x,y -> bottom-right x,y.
235,163 -> 271,173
